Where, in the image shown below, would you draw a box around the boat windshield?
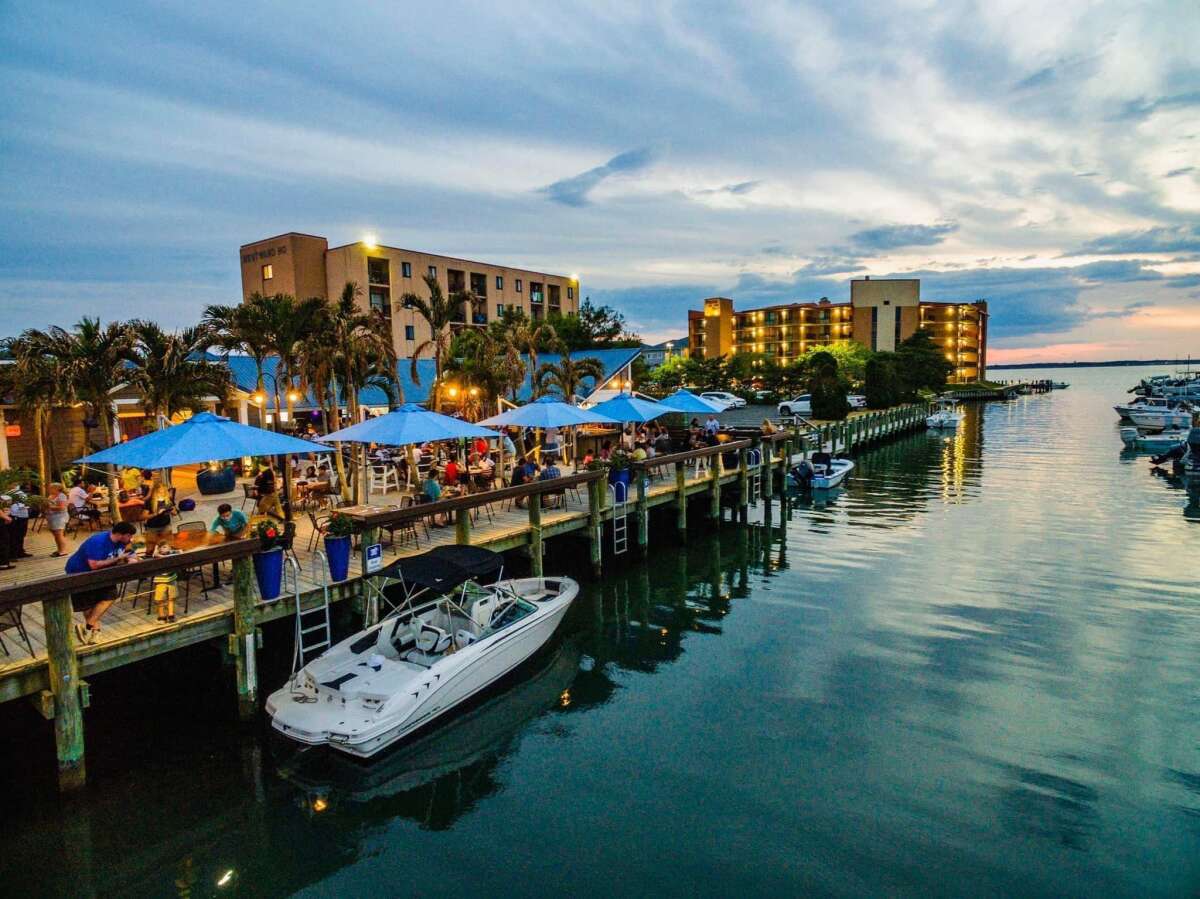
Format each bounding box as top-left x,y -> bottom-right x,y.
491,598 -> 537,631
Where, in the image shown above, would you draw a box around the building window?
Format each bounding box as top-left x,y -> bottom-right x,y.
428,265 -> 437,278
369,287 -> 391,318
470,272 -> 488,297
870,307 -> 878,351
515,279 -> 523,293
894,309 -> 902,347
401,261 -> 412,278
496,275 -> 504,290
367,257 -> 389,285
405,325 -> 415,341
262,264 -> 273,280
530,282 -> 544,304
567,286 -> 574,300
496,304 -> 505,317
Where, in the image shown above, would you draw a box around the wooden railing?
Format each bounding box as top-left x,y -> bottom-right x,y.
0,540 -> 260,612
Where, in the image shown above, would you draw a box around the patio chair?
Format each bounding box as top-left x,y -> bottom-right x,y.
0,607 -> 34,657
369,464 -> 401,496
240,483 -> 257,511
306,510 -> 331,553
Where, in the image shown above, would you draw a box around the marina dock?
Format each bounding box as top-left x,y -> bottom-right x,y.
0,404 -> 931,790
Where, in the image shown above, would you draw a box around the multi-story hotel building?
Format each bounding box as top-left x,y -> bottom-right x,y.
238,232 -> 580,358
687,278 -> 987,382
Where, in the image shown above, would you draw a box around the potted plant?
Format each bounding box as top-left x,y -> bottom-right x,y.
323,513 -> 355,582
251,519 -> 290,600
606,450 -> 633,488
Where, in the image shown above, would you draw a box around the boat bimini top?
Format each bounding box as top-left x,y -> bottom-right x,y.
370,545 -> 505,614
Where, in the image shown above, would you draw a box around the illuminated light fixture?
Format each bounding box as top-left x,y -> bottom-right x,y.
217,870 -> 235,888
362,233 -> 378,249
447,385 -> 459,398
252,392 -> 265,406
288,390 -> 301,402
469,386 -> 480,397
570,273 -> 580,282
312,797 -> 328,813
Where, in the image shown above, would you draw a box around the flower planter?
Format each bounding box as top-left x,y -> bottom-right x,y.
608,468 -> 631,489
253,547 -> 285,601
324,534 -> 352,582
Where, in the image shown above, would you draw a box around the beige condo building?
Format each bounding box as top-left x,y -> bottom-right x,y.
687,277 -> 988,383
238,232 -> 580,357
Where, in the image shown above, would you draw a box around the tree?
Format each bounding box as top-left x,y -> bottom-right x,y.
25,318 -> 134,517
249,293 -> 327,424
896,330 -> 954,393
128,321 -> 231,427
864,352 -> 903,409
534,345 -> 606,404
0,336 -> 66,489
807,350 -> 850,420
445,329 -> 524,419
500,313 -> 557,399
202,301 -> 273,395
542,299 -> 639,351
400,275 -> 482,411
795,340 -> 871,384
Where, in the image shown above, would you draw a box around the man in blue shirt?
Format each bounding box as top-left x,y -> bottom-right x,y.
209,503 -> 248,537
65,521 -> 138,644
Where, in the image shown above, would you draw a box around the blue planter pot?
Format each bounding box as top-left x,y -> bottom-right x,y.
608,468 -> 631,488
324,535 -> 352,582
253,547 -> 285,600
196,466 -> 236,495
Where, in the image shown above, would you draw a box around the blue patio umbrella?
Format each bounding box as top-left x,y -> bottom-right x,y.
76,412 -> 331,468
657,389 -> 725,414
319,403 -> 498,446
478,395 -> 620,428
588,394 -> 671,423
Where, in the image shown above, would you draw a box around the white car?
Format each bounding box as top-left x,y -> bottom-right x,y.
777,394 -> 812,416
700,391 -> 746,409
847,394 -> 867,410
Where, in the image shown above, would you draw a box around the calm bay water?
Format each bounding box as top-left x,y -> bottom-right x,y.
3,365 -> 1200,897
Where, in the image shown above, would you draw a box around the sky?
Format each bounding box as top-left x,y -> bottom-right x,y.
1,1 -> 1198,364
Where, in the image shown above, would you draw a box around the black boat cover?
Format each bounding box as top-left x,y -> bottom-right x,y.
377,546 -> 503,596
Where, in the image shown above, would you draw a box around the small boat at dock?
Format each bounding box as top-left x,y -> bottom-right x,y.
1051,382 -> 1069,390
926,400 -> 964,430
1126,404 -> 1193,432
1119,427 -> 1189,453
788,456 -> 855,490
267,547 -> 579,759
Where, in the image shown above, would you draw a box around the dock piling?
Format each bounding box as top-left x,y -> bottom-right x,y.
231,556 -> 258,722
43,594 -> 86,792
587,477 -> 603,577
675,461 -> 687,535
527,495 -> 544,576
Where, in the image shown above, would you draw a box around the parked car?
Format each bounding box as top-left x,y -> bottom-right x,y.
777,394 -> 812,416
700,391 -> 746,409
847,394 -> 867,409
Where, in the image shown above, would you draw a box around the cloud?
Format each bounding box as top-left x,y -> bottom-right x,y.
540,146 -> 657,207
1165,167 -> 1195,178
1068,225 -> 1200,255
848,222 -> 959,251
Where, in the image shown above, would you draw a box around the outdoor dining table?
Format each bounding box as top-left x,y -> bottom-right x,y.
155,528 -> 233,588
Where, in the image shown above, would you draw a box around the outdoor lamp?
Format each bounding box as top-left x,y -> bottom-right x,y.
252,392 -> 265,406
469,386 -> 479,397
288,390 -> 301,402
448,385 -> 459,398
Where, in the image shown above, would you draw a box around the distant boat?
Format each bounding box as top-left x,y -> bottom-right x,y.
787,457 -> 855,490
1051,381 -> 1070,389
1127,405 -> 1193,432
1114,396 -> 1188,421
927,400 -> 964,430
1119,426 -> 1189,453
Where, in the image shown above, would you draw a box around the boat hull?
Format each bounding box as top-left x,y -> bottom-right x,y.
267,578 -> 577,759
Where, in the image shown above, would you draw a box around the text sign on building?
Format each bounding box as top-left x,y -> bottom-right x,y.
4,425 -> 19,438
241,245 -> 288,264
365,543 -> 383,574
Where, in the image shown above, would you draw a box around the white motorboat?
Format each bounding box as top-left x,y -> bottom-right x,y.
1051,382 -> 1070,390
1119,427 -> 1189,453
926,400 -> 964,429
811,458 -> 855,490
1113,396 -> 1187,421
787,455 -> 855,490
267,546 -> 578,759
1126,406 -> 1193,432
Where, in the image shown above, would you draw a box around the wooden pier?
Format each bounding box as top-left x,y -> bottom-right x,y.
0,402 -> 931,791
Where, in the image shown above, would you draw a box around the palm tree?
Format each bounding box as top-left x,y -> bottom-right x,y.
505,314 -> 557,399
25,318 -> 134,517
534,344 -> 606,404
400,275 -> 482,411
0,336 -> 66,490
202,301 -> 273,396
128,321 -> 231,428
443,329 -> 522,420
300,283 -> 399,500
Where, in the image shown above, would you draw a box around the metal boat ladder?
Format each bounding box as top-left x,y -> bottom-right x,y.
747,449 -> 762,502
286,550 -> 333,680
609,481 -> 628,555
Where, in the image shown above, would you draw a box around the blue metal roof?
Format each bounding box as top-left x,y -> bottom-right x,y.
212,346 -> 640,410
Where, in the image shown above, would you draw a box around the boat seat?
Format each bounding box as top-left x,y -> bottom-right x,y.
470,595 -> 495,630
455,629 -> 476,650
416,623 -> 451,654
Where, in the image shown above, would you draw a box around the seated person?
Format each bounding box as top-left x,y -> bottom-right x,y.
443,454 -> 462,488
419,473 -> 449,527
654,431 -> 672,454
599,440 -> 613,461
538,459 -> 563,508
474,453 -> 495,488
513,460 -> 540,507
810,448 -> 833,471
210,503 -> 248,538
631,442 -> 648,462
